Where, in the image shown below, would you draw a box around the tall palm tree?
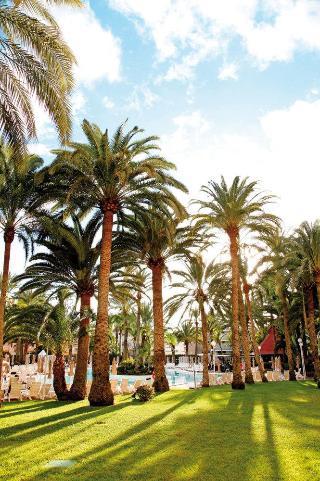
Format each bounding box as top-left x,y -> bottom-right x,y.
294,221 -> 320,306
257,232 -> 296,381
118,212 -> 191,392
0,1 -> 81,152
51,120 -> 187,405
167,255 -> 220,387
0,146 -> 43,376
15,214 -> 101,400
194,176 -> 279,389
242,279 -> 268,383
292,222 -> 320,381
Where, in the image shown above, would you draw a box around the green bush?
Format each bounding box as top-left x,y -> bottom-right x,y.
117,360 -> 152,375
132,384 -> 155,402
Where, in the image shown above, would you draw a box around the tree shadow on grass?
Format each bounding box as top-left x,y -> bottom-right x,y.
0,398 -> 136,459
0,400 -> 65,420
5,384 -> 320,481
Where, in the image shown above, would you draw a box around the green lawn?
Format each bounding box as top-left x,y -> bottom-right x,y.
0,382 -> 319,481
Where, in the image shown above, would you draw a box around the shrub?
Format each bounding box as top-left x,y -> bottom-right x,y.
117,360 -> 152,375
132,384 -> 155,402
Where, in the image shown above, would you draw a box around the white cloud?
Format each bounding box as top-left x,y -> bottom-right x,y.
127,86 -> 159,111
103,96 -> 115,109
218,63 -> 238,81
110,0 -> 320,78
28,142 -> 52,157
161,99 -> 320,228
51,3 -> 121,85
72,90 -> 86,116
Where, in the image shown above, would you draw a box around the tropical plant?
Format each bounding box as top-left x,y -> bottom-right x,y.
0,0 -> 81,153
0,146 -> 43,376
116,210 -> 197,392
175,320 -> 195,357
165,330 -> 178,364
15,213 -> 101,400
194,176 -> 279,389
292,222 -> 320,382
40,289 -> 77,400
167,255 -> 221,387
132,384 -> 155,402
51,120 -> 187,405
256,231 -> 296,381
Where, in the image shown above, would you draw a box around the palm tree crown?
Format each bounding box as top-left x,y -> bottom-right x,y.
0,1 -> 80,152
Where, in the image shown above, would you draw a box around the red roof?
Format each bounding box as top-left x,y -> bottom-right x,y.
259,327 -> 277,355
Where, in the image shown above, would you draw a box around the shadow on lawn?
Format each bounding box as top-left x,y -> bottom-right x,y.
0,398 -> 136,458
6,383 -> 320,481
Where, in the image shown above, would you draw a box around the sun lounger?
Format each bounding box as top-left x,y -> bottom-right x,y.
273,371 -> 280,381
29,382 -> 42,400
120,378 -> 131,394
110,379 -> 119,394
253,371 -> 262,382
266,371 -> 273,381
8,381 -> 23,401
221,373 -> 230,384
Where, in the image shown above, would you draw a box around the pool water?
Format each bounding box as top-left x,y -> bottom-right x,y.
64,367 -> 203,387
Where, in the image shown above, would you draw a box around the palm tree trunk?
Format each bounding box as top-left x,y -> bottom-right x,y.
53,351 -> 68,400
306,287 -> 320,381
280,291 -> 296,381
228,230 -> 245,389
195,318 -> 198,358
89,210 -> 114,406
185,341 -> 189,356
238,284 -> 254,384
68,293 -> 91,401
150,262 -> 169,393
0,227 -> 14,378
198,297 -> 209,387
171,346 -> 176,364
119,330 -> 122,358
315,273 -> 320,308
243,283 -> 268,382
135,293 -> 142,365
123,324 -> 129,360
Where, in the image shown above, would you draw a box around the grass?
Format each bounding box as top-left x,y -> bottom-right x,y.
0,382 -> 319,481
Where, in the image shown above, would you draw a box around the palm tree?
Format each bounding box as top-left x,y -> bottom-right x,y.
15,214 -> 101,400
167,255 -> 219,387
0,1 -> 81,152
118,212 -> 191,392
51,120 -> 186,405
194,176 -> 279,389
40,290 -> 77,400
165,331 -> 177,364
5,288 -> 77,399
176,320 -> 195,357
242,279 -> 268,383
238,281 -> 255,384
257,232 -> 296,381
0,146 -> 43,376
294,221 -> 320,305
292,222 -> 320,381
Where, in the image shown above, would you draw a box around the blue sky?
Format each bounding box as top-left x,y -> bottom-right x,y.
31,0 -> 320,231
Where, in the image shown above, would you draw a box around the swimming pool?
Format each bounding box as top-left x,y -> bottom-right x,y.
64,367 -> 203,387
